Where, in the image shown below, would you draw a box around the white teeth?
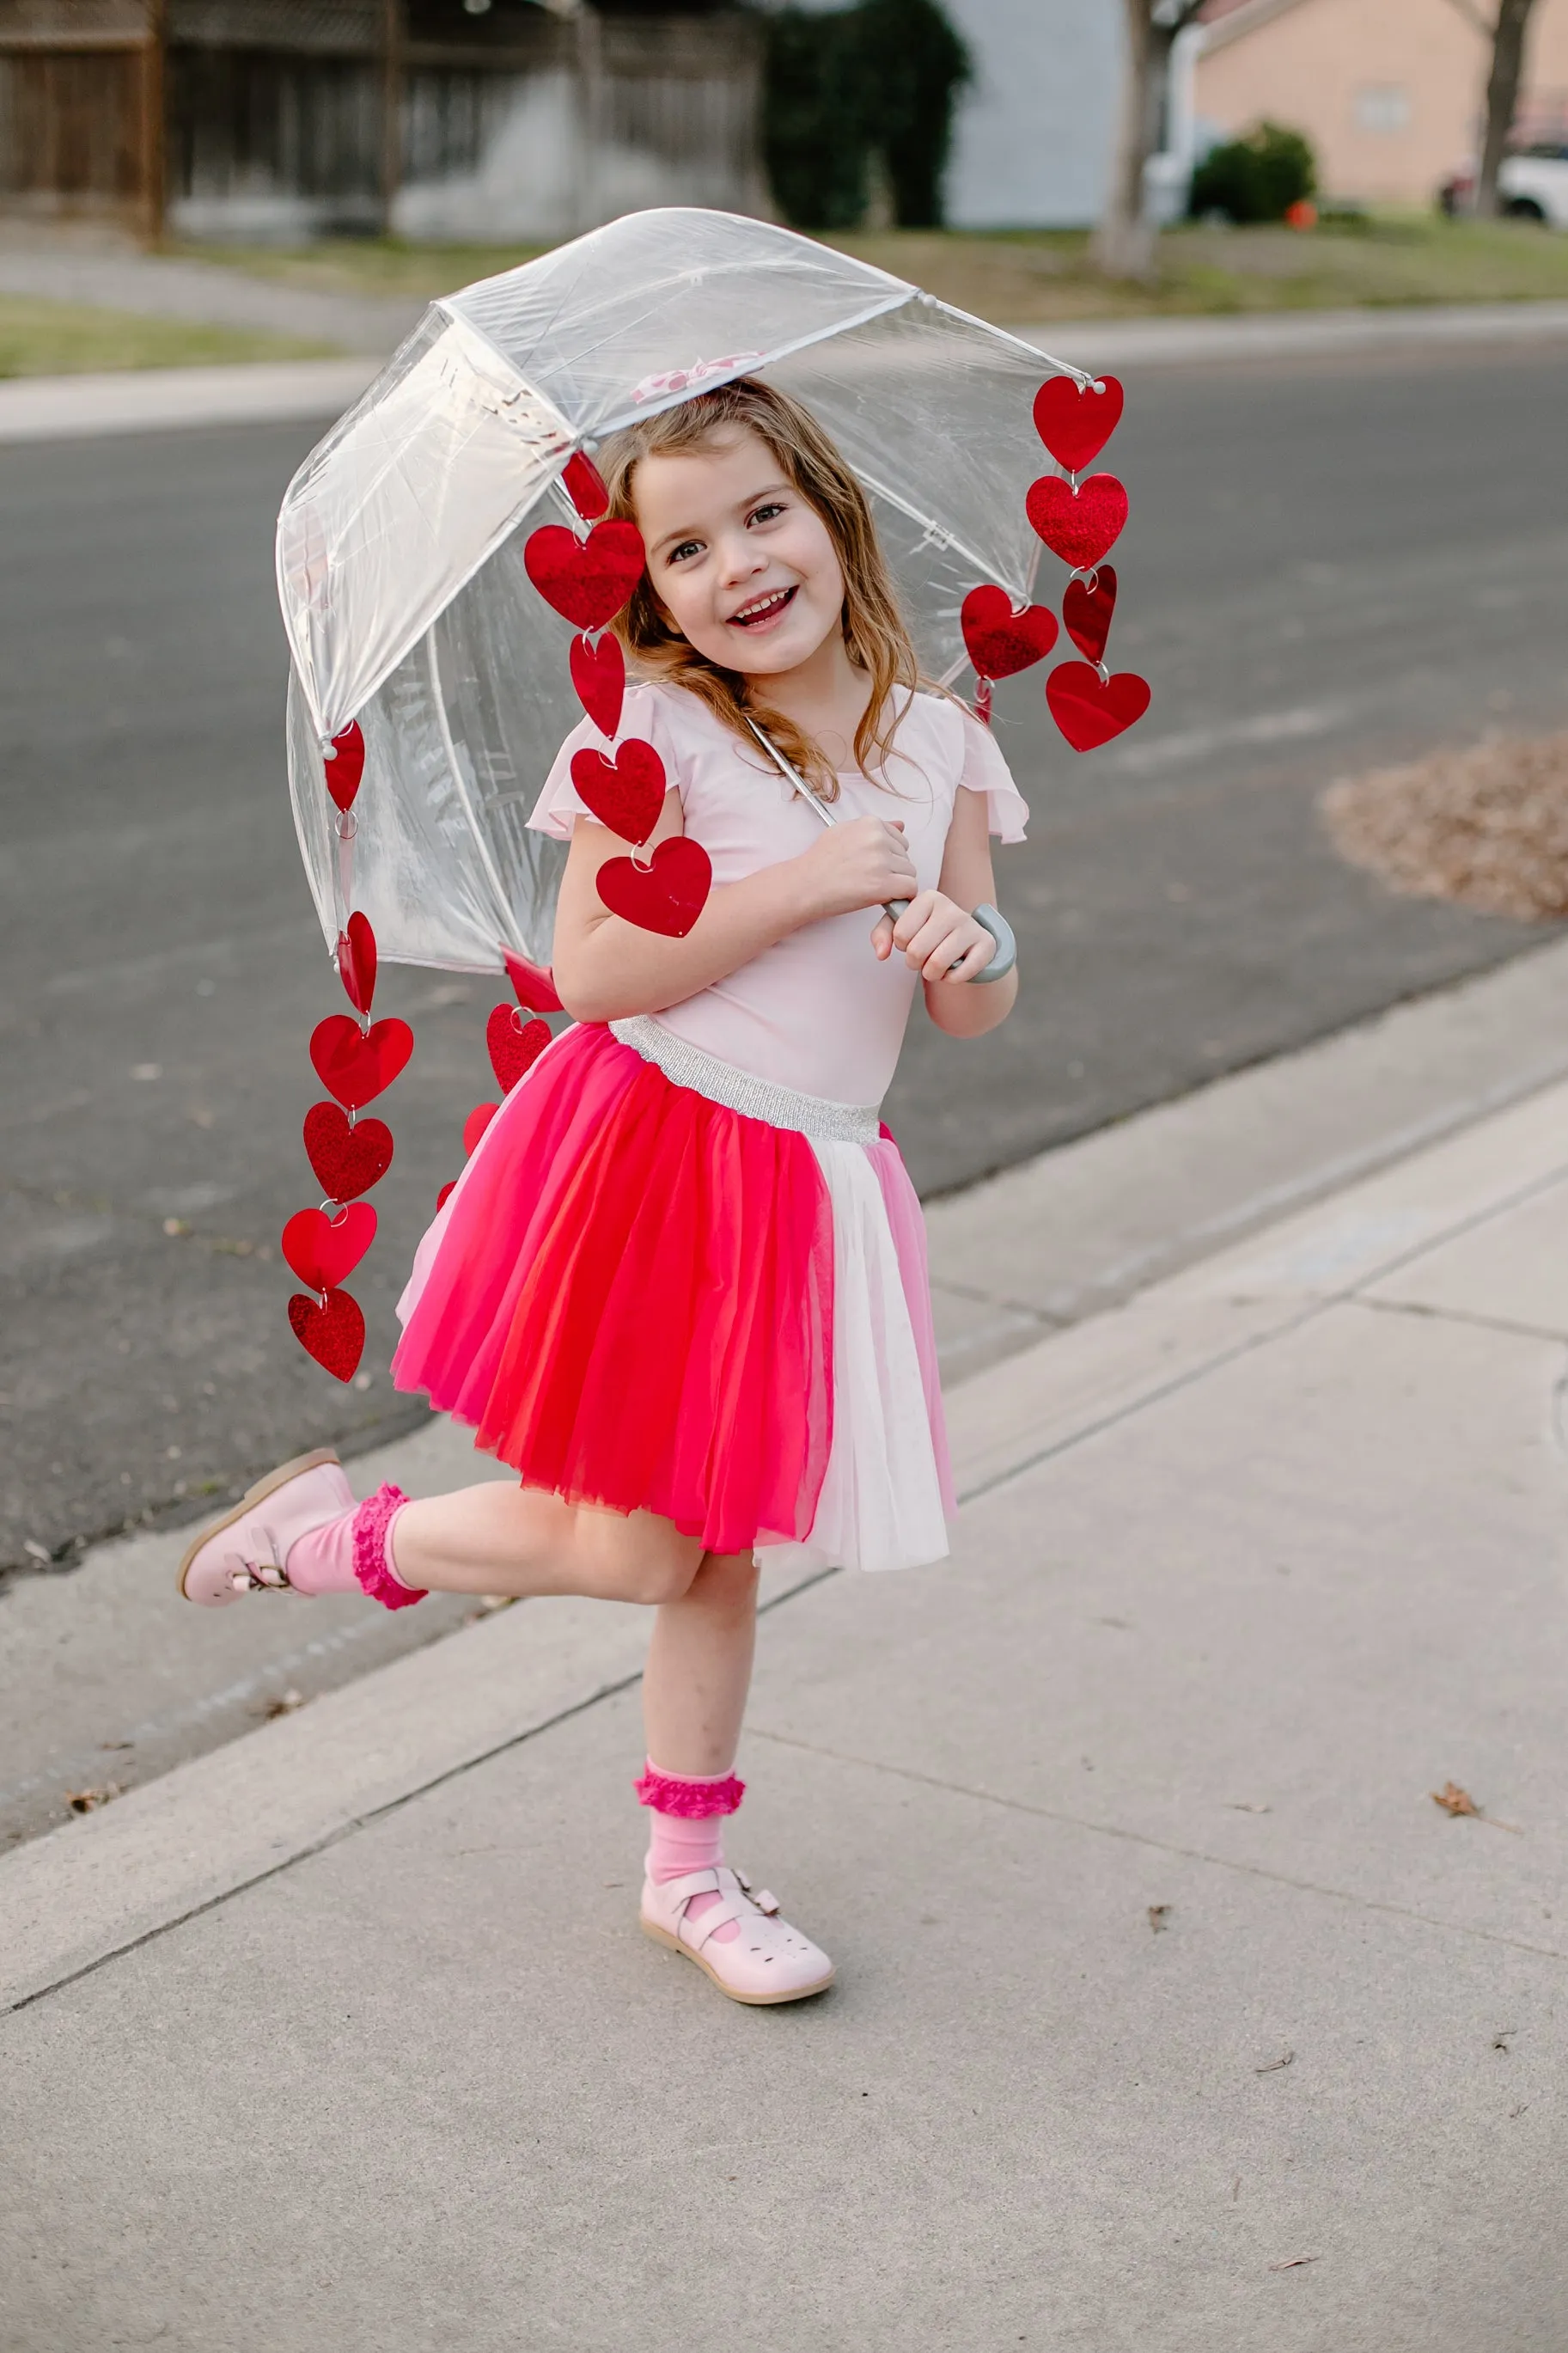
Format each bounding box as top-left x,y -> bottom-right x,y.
734,588 -> 791,623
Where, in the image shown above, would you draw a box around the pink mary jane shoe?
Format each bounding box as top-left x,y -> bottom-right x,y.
641,1866 -> 835,2006
177,1447 -> 352,1607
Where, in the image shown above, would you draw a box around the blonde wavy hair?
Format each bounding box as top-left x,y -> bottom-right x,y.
597,376 -> 919,799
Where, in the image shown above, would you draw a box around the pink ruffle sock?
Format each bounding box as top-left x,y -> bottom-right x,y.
284,1484 -> 426,1609
637,1760 -> 747,1946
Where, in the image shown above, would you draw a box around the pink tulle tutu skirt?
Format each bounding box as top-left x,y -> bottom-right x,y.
392,1018 -> 953,1571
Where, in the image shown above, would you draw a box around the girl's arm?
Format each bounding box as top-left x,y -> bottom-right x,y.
552,790 -> 918,1022
875,782 -> 1018,1038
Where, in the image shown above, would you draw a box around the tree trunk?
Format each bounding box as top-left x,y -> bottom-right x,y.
1475,0 -> 1539,215
1091,2 -> 1177,282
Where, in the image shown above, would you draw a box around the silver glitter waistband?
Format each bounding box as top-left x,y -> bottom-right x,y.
609,1015 -> 882,1145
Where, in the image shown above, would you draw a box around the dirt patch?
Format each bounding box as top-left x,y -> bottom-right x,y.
1321,733 -> 1568,922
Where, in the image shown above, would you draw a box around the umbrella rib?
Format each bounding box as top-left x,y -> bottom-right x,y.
848,466 -> 1022,597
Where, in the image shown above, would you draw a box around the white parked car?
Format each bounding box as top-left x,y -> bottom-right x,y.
1440,144 -> 1568,225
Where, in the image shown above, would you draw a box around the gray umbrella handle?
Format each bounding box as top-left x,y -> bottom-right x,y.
885,897 -> 1016,983
743,717 -> 1016,983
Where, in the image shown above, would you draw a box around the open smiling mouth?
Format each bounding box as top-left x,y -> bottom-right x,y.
728,584 -> 797,630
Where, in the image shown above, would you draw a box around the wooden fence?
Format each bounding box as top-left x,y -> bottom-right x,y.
0,0 -> 766,241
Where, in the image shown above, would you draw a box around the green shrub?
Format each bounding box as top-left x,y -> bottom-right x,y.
759,0 -> 972,231
1190,122 -> 1317,224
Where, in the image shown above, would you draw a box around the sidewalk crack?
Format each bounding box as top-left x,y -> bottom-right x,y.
746,1727 -> 1568,1966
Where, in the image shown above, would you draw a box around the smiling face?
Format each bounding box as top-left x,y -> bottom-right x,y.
628,426 -> 848,679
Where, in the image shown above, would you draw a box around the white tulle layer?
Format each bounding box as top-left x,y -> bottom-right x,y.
759,1137 -> 952,1577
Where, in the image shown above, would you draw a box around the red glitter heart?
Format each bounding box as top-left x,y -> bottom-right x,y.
463,1102 -> 498,1156
281,1201 -> 377,1292
288,1287 -> 365,1382
1045,660 -> 1151,752
335,910 -> 377,1017
308,1014 -> 413,1111
597,836 -> 711,938
323,722 -> 365,814
523,519 -> 644,631
1026,474 -> 1128,571
486,1003 -> 551,1093
302,1102 -> 393,1201
570,736 -> 667,845
961,585 -> 1059,681
563,450 -> 609,520
1062,567 -> 1118,664
1032,374 -> 1124,472
570,631 -> 625,737
503,948 -> 564,1013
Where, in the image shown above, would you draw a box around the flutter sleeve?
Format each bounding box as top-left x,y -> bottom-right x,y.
955,706 -> 1029,845
527,684 -> 674,840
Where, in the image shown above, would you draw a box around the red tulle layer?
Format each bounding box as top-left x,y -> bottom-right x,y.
391,1023 -> 834,1555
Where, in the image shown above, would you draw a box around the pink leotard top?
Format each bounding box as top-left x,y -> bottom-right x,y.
528,681 -> 1028,1108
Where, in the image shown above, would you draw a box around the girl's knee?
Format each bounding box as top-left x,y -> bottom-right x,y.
687,1549 -> 760,1611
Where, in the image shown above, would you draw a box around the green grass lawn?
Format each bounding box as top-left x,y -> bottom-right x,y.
0,295 -> 332,380
174,211 -> 1568,325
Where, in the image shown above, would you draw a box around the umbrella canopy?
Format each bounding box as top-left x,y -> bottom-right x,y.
278,207 -> 1083,972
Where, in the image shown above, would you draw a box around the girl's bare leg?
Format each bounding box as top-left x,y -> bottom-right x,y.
389,1481 -> 705,1605
641,1551 -> 760,1775
396,1493 -> 758,1769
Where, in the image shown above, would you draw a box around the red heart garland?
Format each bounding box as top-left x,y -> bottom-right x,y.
1026,474 -> 1128,571
597,836 -> 712,938
288,1287 -> 365,1381
961,585 -> 1059,681
436,1180 -> 456,1211
570,736 -> 667,845
1062,567 -> 1118,665
308,1014 -> 413,1111
323,722 -> 365,814
563,450 -> 610,520
302,1102 -> 393,1200
486,1003 -> 551,1092
570,632 -> 625,737
1033,374 -> 1125,472
335,909 -> 377,1017
503,948 -> 564,1013
523,519 -> 644,632
281,1201 -> 377,1292
463,1102 -> 498,1156
1045,660 -> 1151,752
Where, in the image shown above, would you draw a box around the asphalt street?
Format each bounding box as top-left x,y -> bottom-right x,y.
3,338 -> 1566,1576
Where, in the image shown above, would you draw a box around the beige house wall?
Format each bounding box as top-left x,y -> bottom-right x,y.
1195,0 -> 1568,205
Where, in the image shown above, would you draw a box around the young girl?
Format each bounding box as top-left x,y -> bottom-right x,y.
180,377 -> 1025,2006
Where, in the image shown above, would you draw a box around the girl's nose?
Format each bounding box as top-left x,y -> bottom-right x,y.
717,533 -> 767,587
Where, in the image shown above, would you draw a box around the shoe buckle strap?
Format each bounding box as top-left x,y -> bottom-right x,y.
734,1869 -> 779,1916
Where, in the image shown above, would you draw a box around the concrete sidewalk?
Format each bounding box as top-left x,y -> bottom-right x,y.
5,1044 -> 1567,2346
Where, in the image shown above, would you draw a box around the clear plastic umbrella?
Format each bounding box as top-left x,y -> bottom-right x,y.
276,205 -> 1097,975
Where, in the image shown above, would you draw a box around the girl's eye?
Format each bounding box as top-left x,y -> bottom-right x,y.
748,502 -> 786,526
667,539 -> 703,565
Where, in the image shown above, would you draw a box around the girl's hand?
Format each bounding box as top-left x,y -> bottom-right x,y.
796,816 -> 917,920
872,889 -> 993,981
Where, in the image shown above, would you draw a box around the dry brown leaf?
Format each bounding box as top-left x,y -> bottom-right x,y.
259,1689 -> 304,1720
66,1783 -> 121,1814
1431,1781 -> 1522,1832
1255,2050 -> 1295,2075
1147,1904 -> 1170,1934
1268,2255 -> 1321,2273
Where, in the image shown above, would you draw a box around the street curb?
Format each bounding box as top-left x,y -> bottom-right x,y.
0,357 -> 378,443
1002,299 -> 1568,370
